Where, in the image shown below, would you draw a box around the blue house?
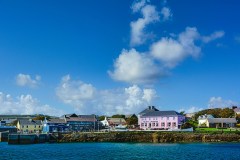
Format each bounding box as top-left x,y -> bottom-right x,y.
42,118 -> 69,133
62,114 -> 98,132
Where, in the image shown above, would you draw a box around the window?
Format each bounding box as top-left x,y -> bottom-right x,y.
173,122 -> 176,127
145,123 -> 147,127
141,123 -> 144,127
156,123 -> 158,127
22,125 -> 24,128
34,125 -> 36,128
39,126 -> 40,128
153,123 -> 155,127
168,122 -> 171,127
26,125 -> 28,128
161,122 -> 165,127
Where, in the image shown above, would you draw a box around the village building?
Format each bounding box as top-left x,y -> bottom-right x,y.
198,114 -> 214,127
17,119 -> 42,133
234,108 -> 240,115
100,117 -> 127,128
138,106 -> 185,130
61,114 -> 98,132
206,118 -> 237,128
198,114 -> 237,128
42,118 -> 69,133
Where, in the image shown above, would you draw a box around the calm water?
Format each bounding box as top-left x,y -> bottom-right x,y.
1,142 -> 240,160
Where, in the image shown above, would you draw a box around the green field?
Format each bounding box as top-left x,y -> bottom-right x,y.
195,127 -> 240,133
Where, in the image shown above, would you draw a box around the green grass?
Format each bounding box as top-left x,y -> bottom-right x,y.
195,127 -> 239,133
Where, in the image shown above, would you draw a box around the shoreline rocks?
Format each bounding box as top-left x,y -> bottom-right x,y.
58,132 -> 240,143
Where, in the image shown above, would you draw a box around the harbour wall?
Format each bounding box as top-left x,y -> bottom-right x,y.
58,131 -> 240,143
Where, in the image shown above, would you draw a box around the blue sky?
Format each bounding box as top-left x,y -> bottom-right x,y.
0,0 -> 239,116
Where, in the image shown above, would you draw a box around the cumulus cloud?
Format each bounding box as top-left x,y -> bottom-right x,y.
150,27 -> 201,68
208,97 -> 238,108
202,31 -> 225,43
108,49 -> 165,84
130,1 -> 173,46
16,73 -> 41,88
56,75 -> 158,115
179,106 -> 203,114
56,75 -> 95,104
161,7 -> 172,20
0,92 -> 64,116
130,1 -> 160,46
131,0 -> 147,13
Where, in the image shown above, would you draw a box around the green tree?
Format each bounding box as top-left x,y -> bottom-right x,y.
126,115 -> 138,125
193,108 -> 235,120
8,120 -> 18,126
33,115 -> 50,121
98,115 -> 106,121
112,114 -> 125,118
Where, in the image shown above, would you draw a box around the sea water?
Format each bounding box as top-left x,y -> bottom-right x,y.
1,142 -> 240,160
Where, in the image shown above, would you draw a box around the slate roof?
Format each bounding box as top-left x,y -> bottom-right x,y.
48,119 -> 66,124
18,119 -> 42,125
234,108 -> 240,113
207,118 -> 237,123
141,111 -> 181,117
198,114 -> 214,120
107,118 -> 126,124
65,116 -> 97,122
139,106 -> 159,115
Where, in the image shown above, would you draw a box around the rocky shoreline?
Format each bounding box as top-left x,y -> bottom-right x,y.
58,131 -> 240,143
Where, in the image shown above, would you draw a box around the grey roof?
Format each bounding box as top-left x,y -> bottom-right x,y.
48,119 -> 66,124
107,118 -> 126,124
207,118 -> 237,123
198,114 -> 214,120
141,111 -> 181,117
66,117 -> 96,122
79,115 -> 96,119
18,119 -> 42,125
234,108 -> 240,113
139,106 -> 159,115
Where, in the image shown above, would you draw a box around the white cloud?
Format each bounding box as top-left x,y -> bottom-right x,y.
208,97 -> 238,108
142,88 -> 157,103
56,75 -> 95,108
150,27 -> 201,68
179,106 -> 203,114
161,7 -> 172,20
131,0 -> 147,13
0,92 -> 64,116
130,3 -> 159,46
202,31 -> 225,43
56,75 -> 158,115
108,48 -> 165,84
16,73 -> 41,88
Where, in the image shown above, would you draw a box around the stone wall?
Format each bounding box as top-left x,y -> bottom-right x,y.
58,131 -> 240,143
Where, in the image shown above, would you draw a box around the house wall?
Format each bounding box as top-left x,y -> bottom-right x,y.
68,121 -> 96,131
206,121 -> 236,128
139,116 -> 182,130
198,119 -> 208,127
17,122 -> 42,133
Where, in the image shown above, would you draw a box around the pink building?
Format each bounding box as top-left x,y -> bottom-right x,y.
138,106 -> 185,130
